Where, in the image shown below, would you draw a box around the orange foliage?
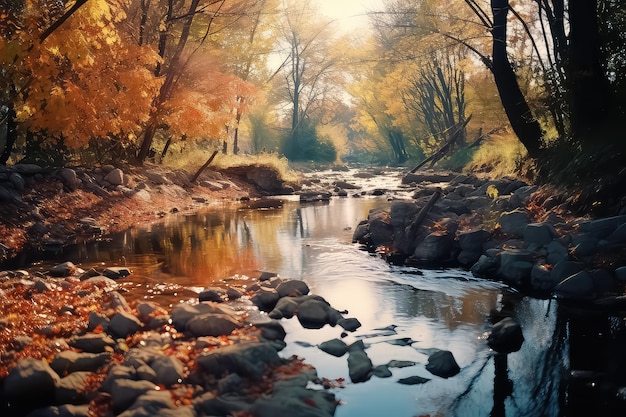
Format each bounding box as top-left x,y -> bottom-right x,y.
9,0 -> 162,148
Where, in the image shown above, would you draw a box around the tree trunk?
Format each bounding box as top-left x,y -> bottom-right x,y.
567,0 -> 608,141
0,104 -> 17,165
491,0 -> 543,158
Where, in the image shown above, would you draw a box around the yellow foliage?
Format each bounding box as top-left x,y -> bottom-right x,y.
466,133 -> 527,178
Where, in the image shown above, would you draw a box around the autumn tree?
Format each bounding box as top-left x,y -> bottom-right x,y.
1,0 -> 161,164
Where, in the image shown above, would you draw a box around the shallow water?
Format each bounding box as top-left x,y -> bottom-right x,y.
8,168 -> 624,416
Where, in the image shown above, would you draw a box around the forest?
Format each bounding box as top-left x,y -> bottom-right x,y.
1,0 -> 625,201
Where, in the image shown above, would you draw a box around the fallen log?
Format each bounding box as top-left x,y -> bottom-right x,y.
406,189 -> 441,242
190,150 -> 219,183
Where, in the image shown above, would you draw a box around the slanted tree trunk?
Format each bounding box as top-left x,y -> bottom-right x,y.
491,0 -> 543,158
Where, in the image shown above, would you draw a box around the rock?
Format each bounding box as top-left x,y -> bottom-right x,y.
296,298 -> 332,329
104,168 -> 124,186
249,386 -> 337,417
608,223 -> 626,243
272,297 -> 299,318
68,333 -> 116,353
546,241 -> 569,265
198,287 -> 224,302
487,318 -> 524,353
226,286 -> 243,300
352,221 -> 369,243
524,223 -> 558,247
470,254 -> 499,278
26,404 -> 90,417
102,267 -> 131,280
553,270 -> 595,300
59,168 -> 80,190
457,250 -> 482,267
253,320 -> 287,341
497,249 -> 533,285
499,210 -> 531,236
250,287 -> 280,312
3,358 -> 60,405
109,379 -> 158,412
117,390 -> 184,417
146,172 -> 168,185
550,259 -> 586,284
334,180 -> 361,189
186,313 -> 242,337
578,215 -> 626,239
276,279 -> 310,297
55,371 -> 91,404
412,232 -> 454,262
402,171 -> 456,184
458,229 -> 491,251
50,351 -> 111,375
530,264 -> 560,292
367,208 -> 394,248
102,365 -> 136,392
13,163 -> 43,175
48,262 -> 77,277
398,375 -> 430,385
10,172 -> 25,191
616,267 -> 626,282
337,317 -> 361,332
425,350 -> 460,378
347,341 -> 372,383
372,365 -> 392,378
109,311 -> 143,338
150,356 -> 185,387
194,342 -> 282,381
193,392 -> 250,416
318,339 -> 348,357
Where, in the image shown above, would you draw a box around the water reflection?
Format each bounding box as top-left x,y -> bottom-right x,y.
9,196 -> 586,416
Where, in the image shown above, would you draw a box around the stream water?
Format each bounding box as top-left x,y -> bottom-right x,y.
7,168 -> 626,416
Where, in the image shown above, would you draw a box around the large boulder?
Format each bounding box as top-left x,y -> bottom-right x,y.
194,342 -> 282,381
524,223 -> 558,248
412,232 -> 454,263
347,341 -> 372,383
487,318 -> 524,353
3,358 -> 60,405
186,313 -> 243,337
553,270 -> 595,300
499,210 -> 531,236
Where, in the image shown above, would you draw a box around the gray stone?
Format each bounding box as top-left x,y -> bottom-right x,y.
109,311 -> 143,338
425,350 -> 460,378
550,259 -> 586,284
193,392 -> 250,416
55,371 -> 91,404
347,344 -> 372,383
616,267 -> 626,282
337,317 -> 361,332
296,298 -> 331,328
50,351 -> 111,375
458,229 -> 491,251
273,297 -> 299,318
198,287 -> 224,302
578,215 -> 626,239
487,318 -> 524,353
250,287 -> 280,312
194,342 -> 282,381
372,365 -> 393,378
498,249 -> 533,284
413,232 -> 454,262
546,241 -> 569,265
68,333 -> 116,353
226,286 -> 243,300
104,168 -> 124,186
276,279 -> 310,297
319,339 -> 348,357
249,386 -> 337,417
253,320 -> 286,341
13,163 -> 43,175
398,375 -> 430,385
3,358 -> 60,401
26,404 -> 90,417
524,223 -> 558,247
10,172 -> 25,191
186,313 -> 242,337
530,264 -> 560,292
150,356 -> 185,387
110,379 -> 158,412
499,210 -> 531,236
48,262 -> 77,277
117,390 -> 182,417
146,172 -> 168,185
334,180 -> 360,189
102,267 -> 131,280
101,365 -> 136,392
553,270 -> 595,300
59,168 -> 80,190
457,250 -> 482,267
470,255 -> 499,278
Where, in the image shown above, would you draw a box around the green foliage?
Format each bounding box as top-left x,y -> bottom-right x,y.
280,120 -> 337,163
437,145 -> 476,172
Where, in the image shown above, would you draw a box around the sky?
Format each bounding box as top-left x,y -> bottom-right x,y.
315,0 -> 385,32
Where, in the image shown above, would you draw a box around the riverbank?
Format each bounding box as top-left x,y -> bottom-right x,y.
0,162 -> 299,263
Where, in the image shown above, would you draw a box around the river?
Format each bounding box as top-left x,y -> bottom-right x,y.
9,168 -> 626,416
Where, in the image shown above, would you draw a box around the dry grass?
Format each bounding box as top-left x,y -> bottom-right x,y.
465,133 -> 527,178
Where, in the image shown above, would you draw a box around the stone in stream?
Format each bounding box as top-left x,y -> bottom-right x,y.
398,375 -> 431,385
68,332 -> 116,353
487,317 -> 524,354
193,341 -> 283,381
347,340 -> 373,383
150,355 -> 185,387
185,312 -> 243,337
276,279 -> 310,297
55,371 -> 91,404
109,379 -> 158,413
48,261 -> 77,277
318,338 -> 348,357
425,350 -> 460,378
102,266 -> 131,280
250,286 -> 280,312
412,231 -> 455,262
50,351 -> 112,375
109,311 -> 143,338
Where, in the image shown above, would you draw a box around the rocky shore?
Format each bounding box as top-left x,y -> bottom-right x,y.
352,171 -> 626,305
